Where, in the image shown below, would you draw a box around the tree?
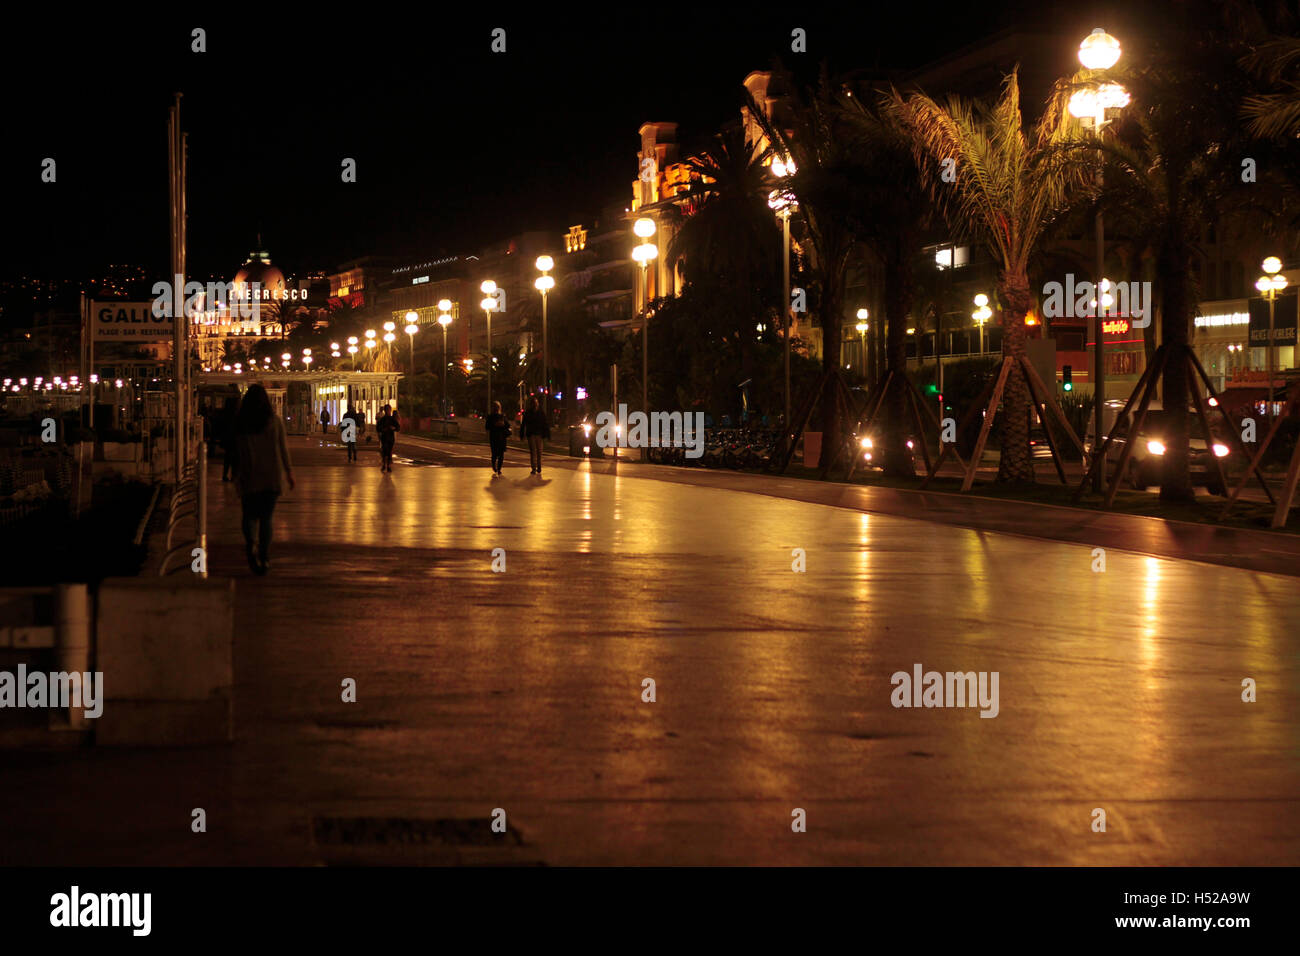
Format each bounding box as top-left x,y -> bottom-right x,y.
1097,13 -> 1258,500
746,71 -> 865,468
840,88 -> 936,476
892,70 -> 1087,483
670,122 -> 782,395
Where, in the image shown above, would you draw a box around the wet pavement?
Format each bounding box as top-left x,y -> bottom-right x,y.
2,433 -> 1297,866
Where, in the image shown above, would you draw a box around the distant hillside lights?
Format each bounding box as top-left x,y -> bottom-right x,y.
1041,274 -> 1151,328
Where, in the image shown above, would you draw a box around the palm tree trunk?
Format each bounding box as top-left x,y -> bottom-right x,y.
996,269 -> 1034,483
883,247 -> 914,476
818,288 -> 843,470
1158,239 -> 1194,502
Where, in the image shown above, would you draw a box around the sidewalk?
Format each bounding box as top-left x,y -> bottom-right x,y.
399,433 -> 1300,578
3,433 -> 1296,866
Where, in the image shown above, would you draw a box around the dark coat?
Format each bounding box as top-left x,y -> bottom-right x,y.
520,409 -> 550,440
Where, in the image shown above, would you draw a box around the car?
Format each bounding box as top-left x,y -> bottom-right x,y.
851,431 -> 917,470
1084,402 -> 1233,493
1027,427 -> 1056,460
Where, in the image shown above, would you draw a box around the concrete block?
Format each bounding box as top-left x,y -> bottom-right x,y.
95,577 -> 234,745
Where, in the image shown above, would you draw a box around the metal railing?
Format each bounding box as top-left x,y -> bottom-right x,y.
159,440 -> 207,577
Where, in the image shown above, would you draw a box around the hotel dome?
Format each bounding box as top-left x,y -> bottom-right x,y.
233,248 -> 286,294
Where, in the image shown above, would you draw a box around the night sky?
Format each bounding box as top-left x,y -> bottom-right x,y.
1,1 -> 1105,284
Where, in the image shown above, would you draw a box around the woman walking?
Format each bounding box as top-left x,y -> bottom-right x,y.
520,396 -> 550,475
233,383 -> 295,575
485,400 -> 510,476
376,404 -> 400,472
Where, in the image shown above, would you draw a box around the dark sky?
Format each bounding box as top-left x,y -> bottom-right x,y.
0,1 -> 1112,283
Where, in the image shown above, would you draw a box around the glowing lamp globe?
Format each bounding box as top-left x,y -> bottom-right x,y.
535,275 -> 555,292
536,255 -> 554,272
1079,28 -> 1121,70
481,280 -> 497,295
438,299 -> 453,312
633,218 -> 656,239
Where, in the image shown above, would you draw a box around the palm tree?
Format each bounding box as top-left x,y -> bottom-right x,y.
1242,36 -> 1300,139
746,72 -> 866,468
670,123 -> 781,398
839,89 -> 936,476
1095,25 -> 1257,500
891,69 -> 1087,483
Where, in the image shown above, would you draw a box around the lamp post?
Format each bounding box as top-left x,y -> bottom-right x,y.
1257,257 -> 1287,423
347,336 -> 359,371
973,294 -> 992,356
480,280 -> 497,414
1070,27 -> 1128,491
769,156 -> 797,434
633,218 -> 657,418
404,310 -> 420,383
855,311 -> 869,381
437,307 -> 453,418
535,256 -> 555,417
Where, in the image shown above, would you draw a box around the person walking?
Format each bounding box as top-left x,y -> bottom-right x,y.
343,404 -> 363,462
485,400 -> 510,476
520,395 -> 550,475
233,383 -> 294,575
320,407 -> 331,434
376,403 -> 400,472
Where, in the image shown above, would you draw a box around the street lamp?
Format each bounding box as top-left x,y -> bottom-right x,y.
302,347 -> 312,369
1070,26 -> 1128,492
281,351 -> 291,369
768,158 -> 797,435
535,255 -> 555,416
973,293 -> 993,355
404,310 -> 419,385
1256,257 -> 1288,421
481,279 -> 497,413
437,311 -> 453,417
347,335 -> 359,371
855,310 -> 870,380
633,219 -> 657,418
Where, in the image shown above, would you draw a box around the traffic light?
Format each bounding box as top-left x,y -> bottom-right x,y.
925,382 -> 939,397
1062,365 -> 1073,392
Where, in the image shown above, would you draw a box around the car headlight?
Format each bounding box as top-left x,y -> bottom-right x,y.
1213,443 -> 1229,458
1146,440 -> 1166,455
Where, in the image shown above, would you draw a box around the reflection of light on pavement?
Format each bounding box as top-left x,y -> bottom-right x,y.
1139,556 -> 1161,663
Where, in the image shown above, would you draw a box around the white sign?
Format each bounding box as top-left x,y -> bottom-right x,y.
91,301 -> 174,342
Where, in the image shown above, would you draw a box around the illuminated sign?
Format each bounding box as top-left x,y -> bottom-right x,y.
1195,312 -> 1249,327
91,301 -> 174,342
1102,319 -> 1129,335
230,284 -> 310,302
412,276 -> 429,285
